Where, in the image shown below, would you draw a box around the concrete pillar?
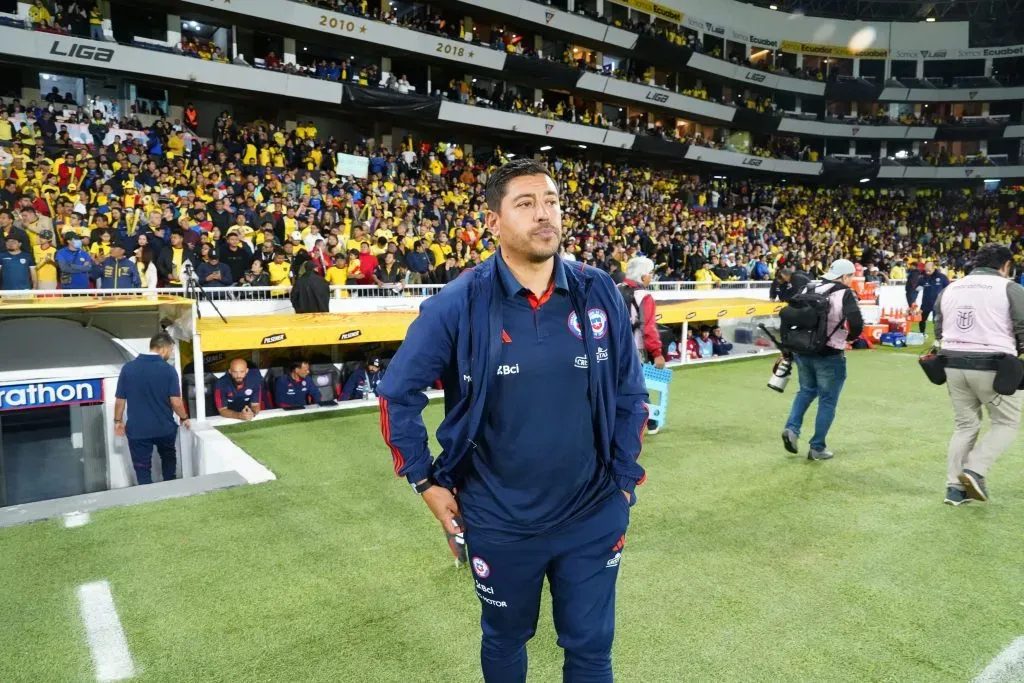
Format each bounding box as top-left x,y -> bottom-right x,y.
426,65 -> 432,95
915,59 -> 924,78
979,140 -> 988,155
985,57 -> 994,76
849,140 -> 856,155
595,0 -> 603,17
283,37 -> 296,65
167,14 -> 181,48
853,58 -> 860,78
231,25 -> 237,58
567,0 -> 574,12
382,56 -> 392,74
912,140 -> 921,155
534,88 -> 543,104
850,102 -> 858,118
794,96 -> 801,114
981,102 -> 990,116
880,141 -> 888,157
463,17 -> 473,42
536,33 -> 544,60
796,53 -> 803,70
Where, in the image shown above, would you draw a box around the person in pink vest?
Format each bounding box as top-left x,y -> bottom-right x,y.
935,244 -> 1024,506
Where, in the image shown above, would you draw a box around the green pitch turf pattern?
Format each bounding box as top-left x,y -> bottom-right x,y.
2,351 -> 1024,682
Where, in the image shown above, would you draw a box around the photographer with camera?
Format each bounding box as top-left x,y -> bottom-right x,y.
778,259 -> 864,461
930,244 -> 1024,506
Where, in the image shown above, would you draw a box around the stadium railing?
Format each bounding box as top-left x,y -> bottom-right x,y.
0,280 -> 911,303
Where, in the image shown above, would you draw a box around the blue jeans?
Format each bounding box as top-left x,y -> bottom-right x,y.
128,433 -> 178,485
784,353 -> 847,452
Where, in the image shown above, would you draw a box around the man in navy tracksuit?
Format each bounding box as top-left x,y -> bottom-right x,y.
378,159 -> 648,683
919,261 -> 950,334
214,358 -> 264,421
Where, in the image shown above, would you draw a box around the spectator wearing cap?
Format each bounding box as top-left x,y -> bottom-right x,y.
56,230 -> 94,289
96,239 -> 142,289
341,358 -> 384,401
214,358 -> 264,421
274,360 -> 314,409
196,248 -> 232,287
0,233 -> 36,290
33,231 -> 58,290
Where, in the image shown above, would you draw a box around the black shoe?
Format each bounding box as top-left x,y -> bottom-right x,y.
781,429 -> 799,454
958,470 -> 989,502
943,487 -> 971,506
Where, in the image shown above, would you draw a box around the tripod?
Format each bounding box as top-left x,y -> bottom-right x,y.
183,262 -> 228,324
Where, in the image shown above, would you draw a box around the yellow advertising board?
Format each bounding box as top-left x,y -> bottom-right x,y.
780,40 -> 889,59
608,0 -> 683,24
196,299 -> 780,353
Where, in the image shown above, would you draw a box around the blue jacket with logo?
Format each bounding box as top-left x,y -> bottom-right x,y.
378,254 -> 649,502
96,256 -> 142,289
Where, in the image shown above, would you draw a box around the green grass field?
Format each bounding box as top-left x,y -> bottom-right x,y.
3,349 -> 1024,682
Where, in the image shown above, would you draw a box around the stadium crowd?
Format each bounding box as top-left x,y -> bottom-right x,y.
0,107 -> 1022,293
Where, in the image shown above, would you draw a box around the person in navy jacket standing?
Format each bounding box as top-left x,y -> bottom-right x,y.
378,159 -> 649,683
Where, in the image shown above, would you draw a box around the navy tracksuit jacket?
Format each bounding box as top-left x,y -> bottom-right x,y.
378,253 -> 648,683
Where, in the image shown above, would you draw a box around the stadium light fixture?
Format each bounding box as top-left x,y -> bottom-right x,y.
926,16 -> 936,22
895,149 -> 909,159
769,4 -> 778,9
859,178 -> 870,183
577,144 -> 588,149
540,145 -> 552,151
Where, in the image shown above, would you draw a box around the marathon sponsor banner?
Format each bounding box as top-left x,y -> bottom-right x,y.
181,0 -> 508,70
776,118 -> 937,140
683,146 -> 823,176
437,100 -> 636,148
878,85 -> 1024,103
607,0 -> 682,23
335,153 -> 369,179
0,26 -> 344,104
577,71 -> 738,123
779,40 -> 888,59
0,379 -> 103,412
878,165 -> 1024,181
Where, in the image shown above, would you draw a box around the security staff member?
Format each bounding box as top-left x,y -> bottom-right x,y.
934,244 -> 1024,505
379,159 -> 648,683
214,358 -> 264,421
274,360 -> 314,409
96,240 -> 142,289
919,261 -> 950,334
114,332 -> 191,485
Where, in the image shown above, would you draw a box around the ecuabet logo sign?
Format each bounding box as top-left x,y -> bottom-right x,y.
0,379 -> 103,412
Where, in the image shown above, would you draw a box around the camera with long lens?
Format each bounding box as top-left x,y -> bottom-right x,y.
758,323 -> 794,393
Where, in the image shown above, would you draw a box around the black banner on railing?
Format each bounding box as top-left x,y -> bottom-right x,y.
824,81 -> 883,102
935,123 -> 1008,141
822,155 -> 879,182
733,108 -> 781,135
342,85 -> 442,118
634,33 -> 692,69
503,54 -> 582,91
631,135 -> 687,159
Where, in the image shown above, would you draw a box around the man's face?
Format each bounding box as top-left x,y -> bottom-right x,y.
487,174 -> 561,263
0,214 -> 9,229
5,237 -> 19,252
925,262 -> 935,274
228,361 -> 248,384
295,363 -> 310,379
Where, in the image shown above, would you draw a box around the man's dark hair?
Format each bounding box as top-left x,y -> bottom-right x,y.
150,331 -> 174,351
287,359 -> 308,374
485,158 -> 553,212
974,244 -> 1013,271
0,209 -> 13,221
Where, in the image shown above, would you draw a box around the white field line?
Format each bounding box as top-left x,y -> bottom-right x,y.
76,581 -> 136,682
63,512 -> 90,529
974,637 -> 1024,683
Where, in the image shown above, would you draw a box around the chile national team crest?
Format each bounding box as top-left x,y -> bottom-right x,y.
568,308 -> 609,340
472,556 -> 490,578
